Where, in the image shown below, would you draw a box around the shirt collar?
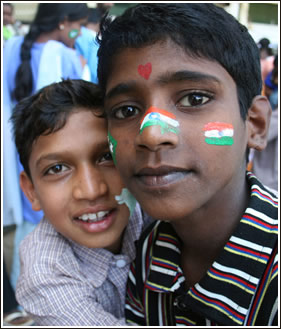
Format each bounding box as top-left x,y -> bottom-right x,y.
145,172 -> 278,325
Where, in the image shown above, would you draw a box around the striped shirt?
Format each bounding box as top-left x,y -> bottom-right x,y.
125,172 -> 278,326
16,203 -> 151,326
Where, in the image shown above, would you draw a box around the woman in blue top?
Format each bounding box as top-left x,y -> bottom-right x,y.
3,3 -> 89,291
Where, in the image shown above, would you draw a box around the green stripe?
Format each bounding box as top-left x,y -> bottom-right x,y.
205,136 -> 233,145
140,120 -> 179,135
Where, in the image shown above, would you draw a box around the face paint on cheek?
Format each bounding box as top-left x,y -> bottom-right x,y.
137,62 -> 152,80
115,188 -> 137,217
203,122 -> 234,145
140,106 -> 180,135
68,29 -> 79,39
108,131 -> 117,165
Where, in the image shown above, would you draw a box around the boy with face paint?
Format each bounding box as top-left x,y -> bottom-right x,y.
97,3 -> 278,326
11,79 -> 151,326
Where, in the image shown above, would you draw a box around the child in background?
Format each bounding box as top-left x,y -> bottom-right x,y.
11,79 -> 150,326
97,3 -> 278,325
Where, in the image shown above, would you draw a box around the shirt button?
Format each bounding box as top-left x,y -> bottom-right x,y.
116,259 -> 127,268
174,296 -> 188,310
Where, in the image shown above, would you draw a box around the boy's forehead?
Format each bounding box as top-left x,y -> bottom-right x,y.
106,41 -> 233,95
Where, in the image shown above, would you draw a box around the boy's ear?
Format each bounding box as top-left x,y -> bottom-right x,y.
20,171 -> 42,211
246,95 -> 272,151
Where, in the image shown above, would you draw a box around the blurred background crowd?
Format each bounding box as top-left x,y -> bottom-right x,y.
2,2 -> 279,326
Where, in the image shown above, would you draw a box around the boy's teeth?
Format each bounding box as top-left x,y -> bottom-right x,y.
78,211 -> 109,222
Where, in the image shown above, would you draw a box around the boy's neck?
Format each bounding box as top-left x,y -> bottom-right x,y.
171,171 -> 250,288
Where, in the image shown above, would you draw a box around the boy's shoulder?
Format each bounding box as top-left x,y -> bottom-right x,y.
20,218 -> 73,266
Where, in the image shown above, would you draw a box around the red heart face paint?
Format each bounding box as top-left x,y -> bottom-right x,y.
138,62 -> 152,80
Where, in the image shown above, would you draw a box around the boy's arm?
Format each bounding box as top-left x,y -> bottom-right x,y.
16,270 -> 128,326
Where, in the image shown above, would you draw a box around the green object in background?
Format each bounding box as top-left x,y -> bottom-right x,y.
109,3 -> 137,16
68,29 -> 79,39
3,25 -> 14,41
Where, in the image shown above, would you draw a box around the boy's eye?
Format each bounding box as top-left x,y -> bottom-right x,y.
178,93 -> 211,107
113,106 -> 139,119
98,152 -> 113,163
45,164 -> 69,175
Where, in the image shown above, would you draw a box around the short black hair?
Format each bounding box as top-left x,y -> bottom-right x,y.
10,79 -> 103,179
97,3 -> 262,120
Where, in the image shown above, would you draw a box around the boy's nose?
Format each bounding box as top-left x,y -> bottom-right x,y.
72,165 -> 108,200
135,124 -> 179,152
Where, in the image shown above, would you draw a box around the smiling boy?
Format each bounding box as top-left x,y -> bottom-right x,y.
97,3 -> 278,326
11,79 -> 150,326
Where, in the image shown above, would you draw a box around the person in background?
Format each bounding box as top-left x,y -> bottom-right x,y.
252,54 -> 278,192
3,3 -> 15,44
258,38 -> 275,83
86,7 -> 103,33
75,8 -> 101,83
75,4 -> 115,83
264,55 -> 278,109
3,3 -> 89,291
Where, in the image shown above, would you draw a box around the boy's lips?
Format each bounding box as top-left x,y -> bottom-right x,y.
73,209 -> 116,233
73,207 -> 114,223
135,165 -> 191,187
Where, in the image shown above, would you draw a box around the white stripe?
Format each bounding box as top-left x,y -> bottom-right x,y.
212,261 -> 259,285
125,304 -> 145,318
128,269 -> 136,286
245,208 -> 278,225
142,221 -> 161,282
141,112 -> 179,129
158,294 -> 163,326
230,236 -> 272,255
195,284 -> 248,315
142,235 -> 149,283
170,276 -> 185,292
150,264 -> 177,277
204,128 -> 233,138
155,240 -> 180,253
251,184 -> 278,201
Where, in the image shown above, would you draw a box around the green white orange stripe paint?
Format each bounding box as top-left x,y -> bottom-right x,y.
204,122 -> 234,145
140,106 -> 180,135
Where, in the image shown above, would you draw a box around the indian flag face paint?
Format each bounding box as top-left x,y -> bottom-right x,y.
115,188 -> 137,217
68,29 -> 79,39
204,122 -> 234,145
140,106 -> 180,135
108,131 -> 117,164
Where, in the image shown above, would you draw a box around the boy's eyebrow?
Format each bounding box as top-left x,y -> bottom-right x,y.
105,80 -> 138,101
35,141 -> 110,168
105,71 -> 221,101
157,70 -> 221,85
35,153 -> 65,169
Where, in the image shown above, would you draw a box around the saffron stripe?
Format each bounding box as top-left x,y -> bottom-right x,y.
140,106 -> 176,125
204,122 -> 234,131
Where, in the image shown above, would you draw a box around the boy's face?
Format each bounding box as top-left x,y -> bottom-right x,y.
20,110 -> 131,252
104,40 -> 251,222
